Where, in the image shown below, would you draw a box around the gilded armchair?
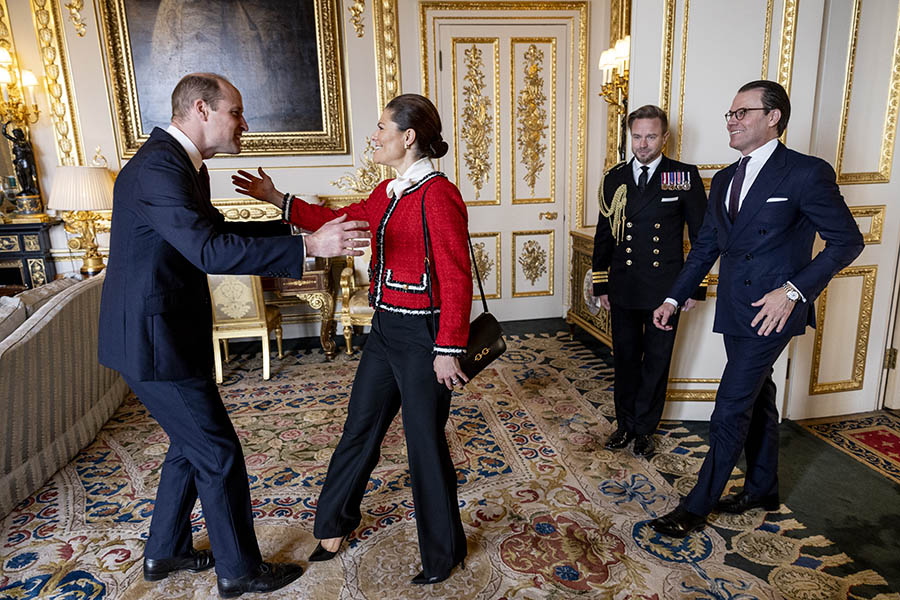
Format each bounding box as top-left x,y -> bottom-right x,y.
207,274 -> 283,383
339,245 -> 374,354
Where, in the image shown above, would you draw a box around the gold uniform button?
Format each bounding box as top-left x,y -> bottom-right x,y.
625,259 -> 633,266
653,249 -> 660,255
652,261 -> 660,267
625,234 -> 632,241
654,223 -> 661,229
653,236 -> 660,242
625,247 -> 632,253
626,222 -> 633,228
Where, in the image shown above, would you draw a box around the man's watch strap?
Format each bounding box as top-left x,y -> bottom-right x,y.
782,282 -> 800,302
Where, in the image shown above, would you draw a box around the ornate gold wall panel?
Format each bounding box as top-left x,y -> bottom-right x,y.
470,231 -> 501,299
512,229 -> 553,297
835,0 -> 900,184
451,38 -> 500,205
511,38 -> 555,204
777,0 -> 798,94
809,265 -> 877,395
29,0 -> 83,165
850,205 -> 885,244
606,0 -> 630,169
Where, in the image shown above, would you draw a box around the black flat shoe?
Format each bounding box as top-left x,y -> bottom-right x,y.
604,429 -> 634,450
143,548 -> 214,581
411,559 -> 465,585
308,537 -> 345,562
716,491 -> 780,514
633,434 -> 655,457
649,507 -> 706,538
217,562 -> 304,598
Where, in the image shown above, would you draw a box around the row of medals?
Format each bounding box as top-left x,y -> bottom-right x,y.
660,171 -> 691,191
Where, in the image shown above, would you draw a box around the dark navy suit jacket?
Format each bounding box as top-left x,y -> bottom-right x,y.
99,127 -> 305,381
668,142 -> 864,339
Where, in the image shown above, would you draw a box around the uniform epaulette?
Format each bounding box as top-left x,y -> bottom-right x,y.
605,161 -> 628,176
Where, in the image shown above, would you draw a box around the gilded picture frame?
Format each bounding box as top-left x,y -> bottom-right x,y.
99,0 -> 348,157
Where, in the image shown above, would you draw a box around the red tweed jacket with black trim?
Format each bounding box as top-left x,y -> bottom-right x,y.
283,172 -> 472,354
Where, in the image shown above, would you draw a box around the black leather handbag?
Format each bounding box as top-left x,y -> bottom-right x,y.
421,191 -> 506,381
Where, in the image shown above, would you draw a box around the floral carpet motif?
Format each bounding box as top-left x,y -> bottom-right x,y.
1,333 -> 896,599
801,410 -> 900,485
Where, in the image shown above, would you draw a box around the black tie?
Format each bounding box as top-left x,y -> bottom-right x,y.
728,156 -> 751,222
638,165 -> 649,192
199,163 -> 211,200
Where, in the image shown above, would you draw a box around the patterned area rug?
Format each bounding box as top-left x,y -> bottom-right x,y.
801,410 -> 900,486
1,332 -> 897,599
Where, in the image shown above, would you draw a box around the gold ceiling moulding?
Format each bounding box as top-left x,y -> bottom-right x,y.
809,264 -> 877,395
30,0 -> 83,166
835,0 -> 900,184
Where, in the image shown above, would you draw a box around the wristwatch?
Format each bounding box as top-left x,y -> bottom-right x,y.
782,283 -> 800,302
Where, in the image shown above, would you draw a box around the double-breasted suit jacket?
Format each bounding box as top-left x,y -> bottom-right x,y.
592,156 -> 708,310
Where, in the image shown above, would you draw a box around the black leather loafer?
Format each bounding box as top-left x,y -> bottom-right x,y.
411,559 -> 465,585
143,548 -> 215,581
716,492 -> 780,514
217,562 -> 304,598
633,434 -> 655,457
604,429 -> 634,450
649,507 -> 706,538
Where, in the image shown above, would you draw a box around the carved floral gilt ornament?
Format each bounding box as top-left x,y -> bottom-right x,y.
461,44 -> 492,201
64,0 -> 87,37
518,239 -> 547,285
471,240 -> 493,283
349,0 -> 365,37
331,137 -> 382,193
516,44 -> 548,195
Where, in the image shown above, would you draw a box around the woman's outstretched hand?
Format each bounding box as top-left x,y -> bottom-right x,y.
233,167 -> 283,206
434,355 -> 469,390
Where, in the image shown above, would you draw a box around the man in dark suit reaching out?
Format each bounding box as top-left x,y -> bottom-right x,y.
98,73 -> 370,597
649,80 -> 863,537
592,104 -> 707,457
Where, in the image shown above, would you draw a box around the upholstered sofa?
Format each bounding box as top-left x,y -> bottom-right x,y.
0,273 -> 129,518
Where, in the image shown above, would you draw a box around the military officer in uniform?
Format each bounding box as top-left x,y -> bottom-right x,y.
592,104 -> 708,456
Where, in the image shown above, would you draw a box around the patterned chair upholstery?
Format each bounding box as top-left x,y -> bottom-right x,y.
339,244 -> 374,354
207,274 -> 282,383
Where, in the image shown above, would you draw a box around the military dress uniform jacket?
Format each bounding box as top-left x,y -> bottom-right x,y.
592,156 -> 708,310
283,172 -> 472,354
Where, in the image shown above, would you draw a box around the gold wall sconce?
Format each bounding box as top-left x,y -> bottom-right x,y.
47,164 -> 115,277
0,47 -> 40,126
598,35 -> 630,161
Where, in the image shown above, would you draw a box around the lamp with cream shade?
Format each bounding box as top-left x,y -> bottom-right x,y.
48,165 -> 115,277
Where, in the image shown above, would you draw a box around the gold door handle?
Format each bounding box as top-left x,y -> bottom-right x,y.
538,211 -> 558,220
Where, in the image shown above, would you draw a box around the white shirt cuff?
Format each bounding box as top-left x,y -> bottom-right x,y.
664,297 -> 678,307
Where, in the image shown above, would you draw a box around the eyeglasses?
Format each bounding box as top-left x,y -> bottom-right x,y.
724,107 -> 768,122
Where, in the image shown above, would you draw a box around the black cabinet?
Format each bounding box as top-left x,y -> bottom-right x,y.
0,221 -> 59,288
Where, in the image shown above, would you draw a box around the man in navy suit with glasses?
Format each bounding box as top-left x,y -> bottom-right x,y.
649,80 -> 863,537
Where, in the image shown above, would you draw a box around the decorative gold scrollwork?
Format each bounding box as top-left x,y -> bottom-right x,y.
461,44 -> 492,200
471,240 -> 493,283
331,138 -> 382,194
0,236 -> 19,252
27,258 -> 46,286
516,44 -> 548,195
349,0 -> 365,37
23,235 -> 39,251
518,239 -> 547,285
64,0 -> 86,37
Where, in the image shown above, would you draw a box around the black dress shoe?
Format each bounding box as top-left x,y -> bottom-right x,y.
308,537 -> 345,562
716,492 -> 780,514
633,434 -> 655,457
143,549 -> 215,581
411,559 -> 465,585
217,562 -> 304,598
604,429 -> 634,450
649,507 -> 706,538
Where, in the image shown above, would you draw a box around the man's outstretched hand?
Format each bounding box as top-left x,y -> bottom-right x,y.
304,214 -> 370,258
653,302 -> 677,331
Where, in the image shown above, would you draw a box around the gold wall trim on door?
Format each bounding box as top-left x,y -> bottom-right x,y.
809,264 -> 877,395
850,205 -> 886,244
451,37 -> 501,205
511,37 -> 555,204
666,389 -> 717,401
28,0 -> 83,165
777,0 -> 799,95
835,0 -> 900,184
512,229 -> 553,297
470,231 -> 501,299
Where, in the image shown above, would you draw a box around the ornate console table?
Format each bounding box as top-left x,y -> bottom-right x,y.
0,220 -> 59,289
565,230 -> 612,347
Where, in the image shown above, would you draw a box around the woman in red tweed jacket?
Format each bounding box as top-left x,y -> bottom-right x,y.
233,94 -> 471,585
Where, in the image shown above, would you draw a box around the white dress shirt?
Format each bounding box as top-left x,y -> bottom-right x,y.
386,157 -> 437,199
166,124 -> 204,172
632,153 -> 662,186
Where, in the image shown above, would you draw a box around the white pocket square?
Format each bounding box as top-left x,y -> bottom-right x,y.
766,196 -> 789,203
660,196 -> 679,203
